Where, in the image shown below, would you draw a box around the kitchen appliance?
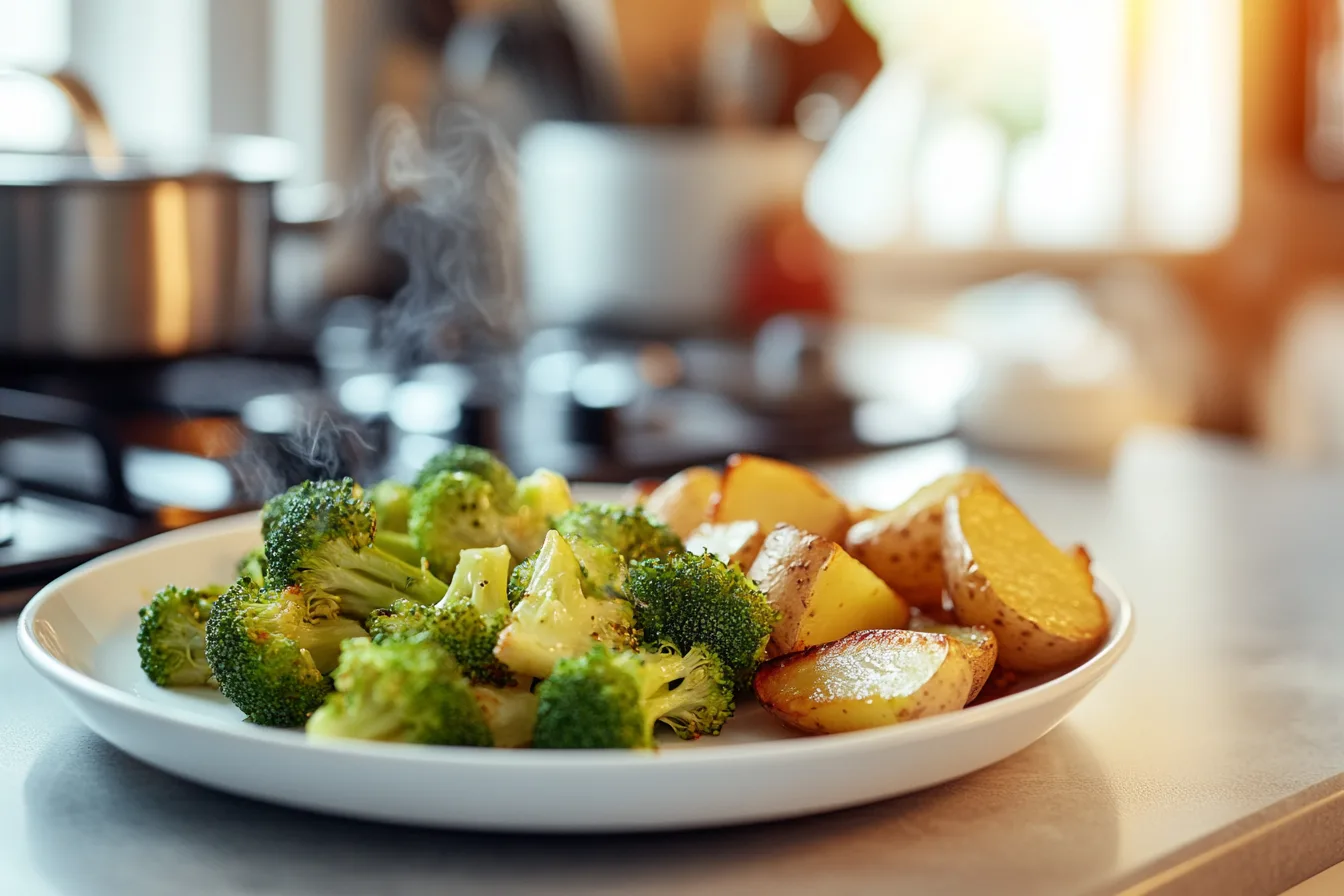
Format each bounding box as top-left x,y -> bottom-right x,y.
0,69 -> 292,359
518,123 -> 818,335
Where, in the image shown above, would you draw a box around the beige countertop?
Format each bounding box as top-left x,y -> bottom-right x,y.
3,429 -> 1343,895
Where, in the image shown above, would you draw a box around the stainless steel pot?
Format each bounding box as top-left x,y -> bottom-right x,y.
0,70 -> 293,358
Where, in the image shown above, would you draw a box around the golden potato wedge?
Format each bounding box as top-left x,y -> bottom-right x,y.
712,454 -> 850,542
754,629 -> 974,734
685,520 -> 766,570
906,614 -> 998,702
843,470 -> 1000,610
642,466 -> 721,538
943,487 -> 1108,672
749,525 -> 910,657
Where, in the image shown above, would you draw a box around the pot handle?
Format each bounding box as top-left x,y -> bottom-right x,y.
0,68 -> 123,173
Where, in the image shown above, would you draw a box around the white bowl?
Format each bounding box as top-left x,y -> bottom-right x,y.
16,512 -> 1132,832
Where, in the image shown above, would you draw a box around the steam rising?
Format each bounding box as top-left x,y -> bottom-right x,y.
372,102 -> 525,370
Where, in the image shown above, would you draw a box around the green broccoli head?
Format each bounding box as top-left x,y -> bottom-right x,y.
413,444 -> 518,501
265,477 -> 449,619
204,578 -> 368,727
306,636 -> 493,745
532,643 -> 734,749
408,471 -> 509,580
551,503 -> 683,563
365,546 -> 515,686
236,546 -> 268,586
503,468 -> 574,557
137,585 -> 220,687
627,551 -> 780,687
507,535 -> 627,608
493,530 -> 637,680
367,479 -> 414,533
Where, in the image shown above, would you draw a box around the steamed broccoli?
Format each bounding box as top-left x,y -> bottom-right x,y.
236,547 -> 268,586
552,503 -> 683,563
137,585 -> 222,687
627,551 -> 780,687
265,478 -> 449,620
366,545 -> 515,686
503,468 -> 574,557
507,535 -> 627,608
367,479 -> 413,532
493,530 -> 637,679
471,683 -> 539,748
413,444 -> 518,500
532,643 -> 734,749
408,471 -> 508,580
306,636 -> 492,745
204,578 -> 368,726
408,467 -> 574,580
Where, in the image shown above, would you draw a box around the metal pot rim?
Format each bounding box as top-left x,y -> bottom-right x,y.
0,135 -> 295,187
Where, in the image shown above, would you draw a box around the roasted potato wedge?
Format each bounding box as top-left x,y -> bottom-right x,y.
844,470 -> 1000,610
943,487 -> 1108,672
643,466 -> 721,539
712,454 -> 850,542
685,520 -> 766,570
749,525 -> 910,657
906,614 -> 998,701
754,629 -> 974,734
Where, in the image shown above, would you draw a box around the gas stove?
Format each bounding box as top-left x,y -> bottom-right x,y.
0,322 -> 958,590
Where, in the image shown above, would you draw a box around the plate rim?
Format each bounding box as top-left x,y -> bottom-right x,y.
16,510 -> 1135,768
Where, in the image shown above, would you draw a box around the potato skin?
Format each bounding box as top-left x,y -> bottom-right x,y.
685,520 -> 766,570
754,629 -> 974,734
643,466 -> 721,539
844,471 -> 999,611
942,494 -> 1107,673
750,526 -> 909,658
906,615 -> 998,701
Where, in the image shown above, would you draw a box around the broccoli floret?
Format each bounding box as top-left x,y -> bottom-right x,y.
413,444 -> 518,500
306,636 -> 492,745
533,643 -> 734,749
367,479 -> 413,532
236,547 -> 268,586
493,530 -> 637,680
472,683 -> 539,748
407,471 -> 508,579
366,545 -> 515,686
552,503 -> 683,563
265,478 -> 449,620
205,578 -> 368,726
508,535 -> 627,608
503,468 -> 574,557
137,585 -> 220,687
627,552 -> 780,688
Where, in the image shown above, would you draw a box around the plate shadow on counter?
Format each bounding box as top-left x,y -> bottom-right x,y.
22,724 -> 1119,896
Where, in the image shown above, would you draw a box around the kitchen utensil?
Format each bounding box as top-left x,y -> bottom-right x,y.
0,69 -> 292,359
17,503 -> 1131,832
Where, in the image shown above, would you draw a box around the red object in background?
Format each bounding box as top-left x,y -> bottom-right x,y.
734,204 -> 837,331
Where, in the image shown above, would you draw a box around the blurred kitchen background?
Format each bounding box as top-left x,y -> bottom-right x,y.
0,0 -> 1341,584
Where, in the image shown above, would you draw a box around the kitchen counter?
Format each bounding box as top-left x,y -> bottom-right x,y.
4,430 -> 1344,896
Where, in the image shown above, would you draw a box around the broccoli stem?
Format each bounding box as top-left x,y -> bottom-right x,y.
306,541 -> 449,619
375,530 -> 424,567
293,616 -> 369,672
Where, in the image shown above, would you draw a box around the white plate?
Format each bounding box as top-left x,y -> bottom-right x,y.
16,511 -> 1133,832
